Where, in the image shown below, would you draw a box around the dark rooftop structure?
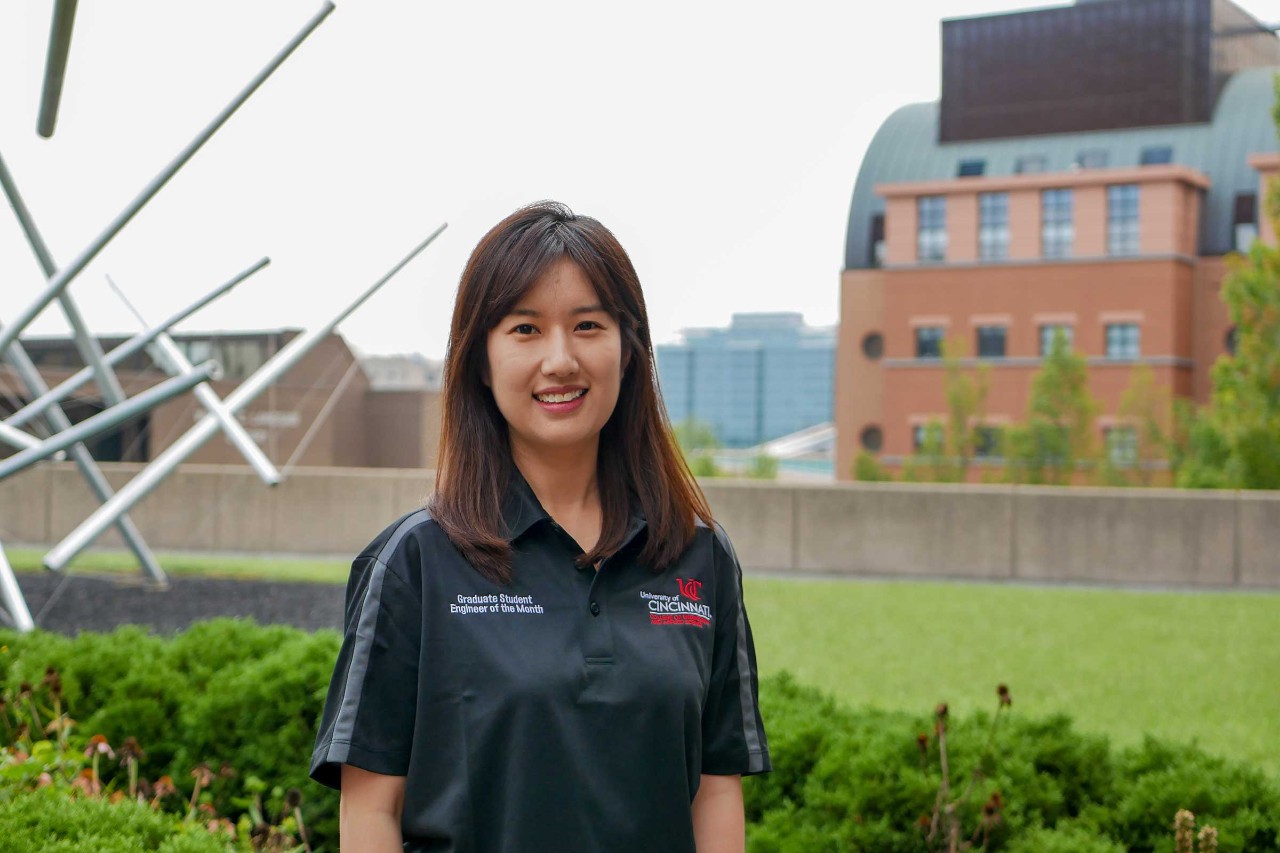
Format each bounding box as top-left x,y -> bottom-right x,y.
939,0 -> 1280,142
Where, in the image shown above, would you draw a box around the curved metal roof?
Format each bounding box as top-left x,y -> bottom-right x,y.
844,67 -> 1280,269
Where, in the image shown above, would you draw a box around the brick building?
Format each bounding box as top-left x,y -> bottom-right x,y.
836,0 -> 1280,479
0,330 -> 441,469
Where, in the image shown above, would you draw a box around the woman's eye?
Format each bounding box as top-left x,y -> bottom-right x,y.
577,321 -> 602,331
513,323 -> 537,335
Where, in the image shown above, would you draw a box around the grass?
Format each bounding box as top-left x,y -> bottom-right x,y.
7,548 -> 1278,777
745,576 -> 1280,779
4,548 -> 349,584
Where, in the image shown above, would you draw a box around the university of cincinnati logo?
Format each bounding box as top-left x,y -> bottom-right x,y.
639,577 -> 712,628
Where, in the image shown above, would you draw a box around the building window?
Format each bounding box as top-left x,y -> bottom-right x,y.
975,326 -> 1007,358
912,424 -> 926,452
915,326 -> 944,359
1075,149 -> 1108,169
1105,323 -> 1140,359
1140,145 -> 1173,165
978,192 -> 1009,261
1107,184 -> 1140,256
1015,154 -> 1047,174
1042,189 -> 1074,259
860,425 -> 883,452
177,338 -> 213,364
917,196 -> 947,262
861,332 -> 884,360
1233,193 -> 1258,253
975,426 -> 1001,459
1039,324 -> 1074,356
869,214 -> 886,267
1225,326 -> 1238,356
957,159 -> 986,177
1104,427 -> 1138,467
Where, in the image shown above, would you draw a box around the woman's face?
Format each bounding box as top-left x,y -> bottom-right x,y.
484,258 -> 627,461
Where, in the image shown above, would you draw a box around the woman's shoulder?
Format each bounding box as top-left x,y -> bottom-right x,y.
693,516 -> 742,569
355,506 -> 443,566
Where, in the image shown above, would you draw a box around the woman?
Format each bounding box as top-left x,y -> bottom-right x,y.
310,201 -> 770,852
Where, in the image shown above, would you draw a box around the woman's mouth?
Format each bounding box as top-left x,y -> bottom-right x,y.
533,388 -> 587,413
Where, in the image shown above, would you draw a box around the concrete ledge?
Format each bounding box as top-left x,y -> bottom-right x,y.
700,481 -> 795,572
1013,486 -> 1236,586
792,481 -> 1014,579
1238,491 -> 1280,588
1,463 -> 1276,587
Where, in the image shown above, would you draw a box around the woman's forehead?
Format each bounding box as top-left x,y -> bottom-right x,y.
506,262 -> 609,314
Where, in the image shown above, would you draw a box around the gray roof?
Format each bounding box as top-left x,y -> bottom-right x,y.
844,67 -> 1280,269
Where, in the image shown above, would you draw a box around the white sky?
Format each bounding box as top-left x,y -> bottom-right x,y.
2,0 -> 1275,360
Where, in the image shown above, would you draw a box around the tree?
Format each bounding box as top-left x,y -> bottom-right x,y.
900,339 -> 990,483
672,417 -> 722,478
1174,74 -> 1280,489
942,339 -> 991,480
902,420 -> 954,482
1111,364 -> 1174,487
852,451 -> 893,481
745,453 -> 779,479
1005,329 -> 1099,485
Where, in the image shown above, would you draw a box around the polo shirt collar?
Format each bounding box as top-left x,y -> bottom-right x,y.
502,465 -> 647,546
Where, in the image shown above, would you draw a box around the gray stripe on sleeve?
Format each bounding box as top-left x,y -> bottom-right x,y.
327,509 -> 431,761
376,509 -> 432,566
328,556 -> 389,760
713,522 -> 765,771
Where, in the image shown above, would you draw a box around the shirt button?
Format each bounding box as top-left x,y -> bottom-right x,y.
589,601 -> 600,616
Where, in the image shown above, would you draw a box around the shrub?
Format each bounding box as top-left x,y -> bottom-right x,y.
0,780 -> 232,853
4,624 -> 1277,852
746,673 -> 1279,852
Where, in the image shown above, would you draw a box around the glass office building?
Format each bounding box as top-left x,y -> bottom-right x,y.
656,313 -> 835,449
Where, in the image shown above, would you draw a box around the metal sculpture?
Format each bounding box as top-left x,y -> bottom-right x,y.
0,2 -> 447,632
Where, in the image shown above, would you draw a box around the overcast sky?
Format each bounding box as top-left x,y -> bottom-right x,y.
2,0 -> 1275,361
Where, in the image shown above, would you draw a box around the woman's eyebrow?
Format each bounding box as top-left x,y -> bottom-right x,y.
508,304 -> 607,317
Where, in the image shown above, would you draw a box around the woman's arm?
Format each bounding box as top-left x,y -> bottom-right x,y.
340,765 -> 406,852
691,773 -> 744,853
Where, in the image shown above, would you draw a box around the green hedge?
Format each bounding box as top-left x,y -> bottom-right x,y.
0,784 -> 231,853
3,621 -> 1277,852
0,621 -> 341,849
748,673 -> 1280,852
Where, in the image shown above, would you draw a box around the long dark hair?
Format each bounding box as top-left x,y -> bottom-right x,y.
429,201 -> 714,584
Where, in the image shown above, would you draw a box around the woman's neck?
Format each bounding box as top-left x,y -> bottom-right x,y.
510,438 -> 601,521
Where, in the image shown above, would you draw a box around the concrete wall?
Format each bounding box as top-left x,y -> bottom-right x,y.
2,464 -> 1275,588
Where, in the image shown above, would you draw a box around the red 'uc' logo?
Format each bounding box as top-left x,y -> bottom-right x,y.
676,578 -> 703,601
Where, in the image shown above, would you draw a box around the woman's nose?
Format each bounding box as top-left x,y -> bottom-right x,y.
541,330 -> 579,376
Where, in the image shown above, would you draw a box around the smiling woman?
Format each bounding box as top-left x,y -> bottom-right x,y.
310,201 -> 771,853
483,257 -> 629,482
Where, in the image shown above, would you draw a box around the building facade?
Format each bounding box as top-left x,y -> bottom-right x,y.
0,330 -> 441,470
657,312 -> 835,448
836,0 -> 1280,480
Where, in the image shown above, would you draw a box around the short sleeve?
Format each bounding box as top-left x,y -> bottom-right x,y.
309,529 -> 423,790
701,522 -> 772,777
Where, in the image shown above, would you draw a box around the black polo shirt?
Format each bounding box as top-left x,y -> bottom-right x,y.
309,469 -> 771,852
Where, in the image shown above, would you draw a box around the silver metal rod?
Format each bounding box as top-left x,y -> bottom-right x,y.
281,358 -> 361,472
4,258 -> 269,429
0,150 -> 128,406
0,1 -> 335,355
0,541 -> 35,633
0,360 -> 221,481
36,0 -> 78,139
43,222 -> 447,571
0,420 -> 39,451
108,275 -> 281,485
0,324 -> 166,582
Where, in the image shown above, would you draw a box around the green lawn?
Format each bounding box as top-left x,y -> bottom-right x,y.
8,548 -> 1278,777
745,576 -> 1280,779
4,548 -> 350,584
